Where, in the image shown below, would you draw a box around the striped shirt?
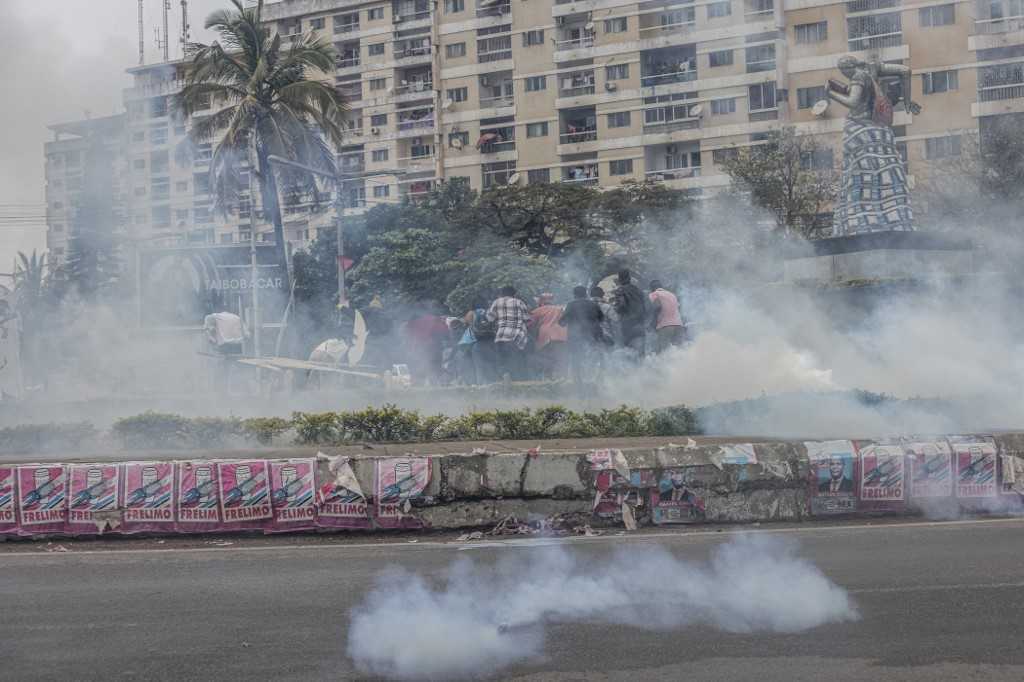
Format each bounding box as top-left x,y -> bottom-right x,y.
487,296 -> 529,349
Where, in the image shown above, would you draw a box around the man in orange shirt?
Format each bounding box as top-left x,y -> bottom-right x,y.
528,293 -> 567,379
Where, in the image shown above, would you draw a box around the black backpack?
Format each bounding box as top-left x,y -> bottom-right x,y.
471,308 -> 496,339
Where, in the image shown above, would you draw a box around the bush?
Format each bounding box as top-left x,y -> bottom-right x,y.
0,422 -> 98,454
113,412 -> 193,449
338,404 -> 422,442
242,417 -> 291,445
292,412 -> 341,445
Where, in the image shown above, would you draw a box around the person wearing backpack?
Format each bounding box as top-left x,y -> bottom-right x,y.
459,299 -> 496,384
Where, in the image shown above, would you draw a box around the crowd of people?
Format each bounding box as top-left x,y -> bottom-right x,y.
393,270 -> 687,387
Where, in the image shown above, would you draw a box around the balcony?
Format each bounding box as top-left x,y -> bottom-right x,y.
744,0 -> 773,19
848,31 -> 903,50
333,19 -> 359,34
978,63 -> 1024,101
645,166 -> 701,181
556,28 -> 595,51
643,104 -> 700,133
336,55 -> 361,69
478,35 -> 513,63
479,93 -> 515,108
562,165 -> 599,185
975,15 -> 1024,34
395,40 -> 432,63
639,9 -> 696,36
394,0 -> 431,22
476,0 -> 511,17
642,46 -> 698,88
559,71 -> 596,98
477,127 -> 515,153
847,13 -> 903,50
559,128 -> 598,143
397,108 -> 435,133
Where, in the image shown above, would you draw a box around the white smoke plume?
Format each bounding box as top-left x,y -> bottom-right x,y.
346,534 -> 857,680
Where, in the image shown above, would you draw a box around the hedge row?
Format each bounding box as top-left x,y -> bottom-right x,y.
0,404 -> 699,453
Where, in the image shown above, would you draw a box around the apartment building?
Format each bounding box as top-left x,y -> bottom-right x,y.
45,0 -> 1024,259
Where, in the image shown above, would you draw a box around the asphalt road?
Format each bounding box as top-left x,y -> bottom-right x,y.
3,519 -> 1024,681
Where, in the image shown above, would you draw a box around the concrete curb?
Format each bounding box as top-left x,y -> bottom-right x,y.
1,434 -> 1022,538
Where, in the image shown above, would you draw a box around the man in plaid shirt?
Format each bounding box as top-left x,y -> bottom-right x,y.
487,286 -> 529,379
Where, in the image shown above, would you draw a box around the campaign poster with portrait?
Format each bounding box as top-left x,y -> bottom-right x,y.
218,460 -> 272,526
905,440 -> 953,499
952,440 -> 998,499
17,465 -> 67,532
269,459 -> 317,531
650,469 -> 706,525
859,444 -> 905,502
317,456 -> 371,530
121,462 -> 175,532
176,461 -> 221,530
806,440 -> 858,515
374,457 -> 431,529
0,466 -> 16,534
67,464 -> 120,534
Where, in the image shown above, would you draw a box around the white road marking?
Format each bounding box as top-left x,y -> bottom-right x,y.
1,516 -> 1022,559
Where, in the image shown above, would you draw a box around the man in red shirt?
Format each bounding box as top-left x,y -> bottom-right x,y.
528,293 -> 567,379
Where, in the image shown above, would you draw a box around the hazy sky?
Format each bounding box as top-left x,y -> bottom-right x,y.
0,0 -> 228,275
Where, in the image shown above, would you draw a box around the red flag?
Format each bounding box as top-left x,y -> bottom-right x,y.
337,256 -> 355,271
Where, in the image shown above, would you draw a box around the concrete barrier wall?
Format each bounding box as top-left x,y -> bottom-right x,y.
1,434 -> 1022,538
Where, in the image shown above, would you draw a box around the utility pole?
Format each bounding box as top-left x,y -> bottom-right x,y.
249,140 -> 262,359
180,0 -> 191,51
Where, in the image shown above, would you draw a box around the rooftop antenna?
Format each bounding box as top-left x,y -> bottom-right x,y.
162,0 -> 171,61
180,1 -> 190,52
138,0 -> 145,65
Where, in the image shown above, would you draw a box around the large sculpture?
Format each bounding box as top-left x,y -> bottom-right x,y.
827,56 -> 921,236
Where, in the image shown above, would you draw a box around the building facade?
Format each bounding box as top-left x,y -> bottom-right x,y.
45,0 -> 1024,261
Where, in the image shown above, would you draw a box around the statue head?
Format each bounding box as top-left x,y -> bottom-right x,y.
837,56 -> 862,79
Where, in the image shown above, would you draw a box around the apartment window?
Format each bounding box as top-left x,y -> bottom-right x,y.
923,70 -> 959,94
372,149 -> 389,162
176,181 -> 189,192
925,135 -> 962,159
797,85 -> 828,109
447,87 -> 468,102
523,29 -> 544,46
794,21 -> 827,45
369,78 -> 387,91
745,44 -> 776,73
606,64 -> 629,81
132,131 -> 145,142
446,42 -> 467,58
150,127 -> 169,145
528,168 -> 551,184
711,97 -> 736,114
920,4 -> 955,27
749,81 -> 777,110
746,0 -> 774,14
368,7 -> 384,19
709,49 -> 734,67
525,75 -> 547,92
482,160 -> 516,188
605,17 -> 628,33
373,185 -> 391,198
370,114 -> 388,126
707,1 -> 731,18
152,205 -> 171,227
368,43 -> 386,56
310,17 -> 325,29
800,149 -> 834,170
609,159 -> 633,175
847,13 -> 902,50
133,159 -> 146,170
607,111 -> 631,128
445,0 -> 464,12
526,121 -> 549,137
449,131 -> 470,148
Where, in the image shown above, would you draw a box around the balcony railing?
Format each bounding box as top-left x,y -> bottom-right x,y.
480,140 -> 515,153
479,93 -> 515,108
645,166 -> 701,180
333,22 -> 359,34
476,0 -> 511,16
398,116 -> 435,131
559,128 -> 598,143
396,45 -> 431,59
847,31 -> 903,50
555,34 -> 595,50
559,78 -> 595,97
639,19 -> 696,34
336,56 -> 361,69
562,172 -> 599,185
395,81 -> 433,95
641,70 -> 698,86
975,16 -> 1024,34
978,82 -> 1024,102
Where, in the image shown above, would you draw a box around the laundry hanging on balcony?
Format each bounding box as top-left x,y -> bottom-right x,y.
475,132 -> 500,148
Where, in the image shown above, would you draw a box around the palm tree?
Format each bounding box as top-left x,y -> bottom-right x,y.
175,0 -> 347,281
13,250 -> 46,310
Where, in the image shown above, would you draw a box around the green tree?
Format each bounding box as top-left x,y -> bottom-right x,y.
721,126 -> 837,237
175,0 -> 347,282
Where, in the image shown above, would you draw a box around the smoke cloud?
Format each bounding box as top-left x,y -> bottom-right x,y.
346,534 -> 857,680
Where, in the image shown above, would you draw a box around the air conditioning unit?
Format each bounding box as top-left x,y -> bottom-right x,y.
371,127 -> 381,135
604,82 -> 617,92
